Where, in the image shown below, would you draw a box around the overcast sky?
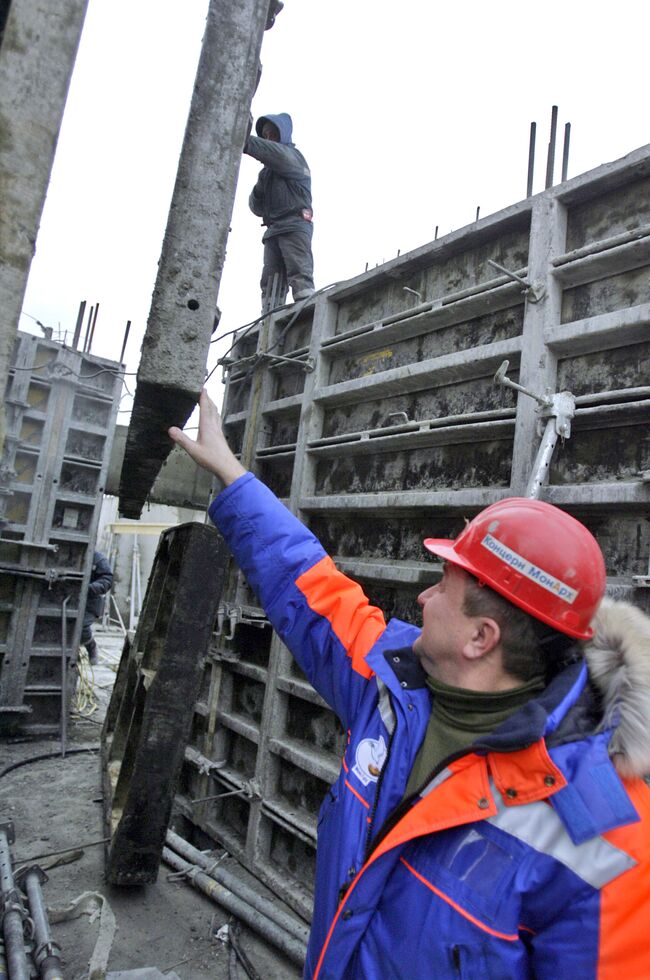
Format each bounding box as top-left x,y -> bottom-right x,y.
20,0 -> 650,417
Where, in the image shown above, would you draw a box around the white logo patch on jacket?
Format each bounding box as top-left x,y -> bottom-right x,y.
352,735 -> 387,786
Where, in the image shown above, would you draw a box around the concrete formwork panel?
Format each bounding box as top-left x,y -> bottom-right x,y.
174,143 -> 650,921
0,332 -> 121,734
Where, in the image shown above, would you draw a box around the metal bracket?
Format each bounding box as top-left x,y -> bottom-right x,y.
214,602 -> 269,640
487,259 -> 545,303
0,820 -> 15,844
494,360 -> 575,499
0,538 -> 59,553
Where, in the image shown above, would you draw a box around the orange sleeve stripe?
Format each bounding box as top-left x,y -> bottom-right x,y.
345,779 -> 370,810
597,777 -> 650,979
295,556 -> 385,679
400,858 -> 519,941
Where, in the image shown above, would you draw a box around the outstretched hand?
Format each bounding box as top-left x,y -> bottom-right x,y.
168,390 -> 247,486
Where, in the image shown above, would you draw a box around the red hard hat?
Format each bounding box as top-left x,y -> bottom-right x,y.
423,498 -> 606,640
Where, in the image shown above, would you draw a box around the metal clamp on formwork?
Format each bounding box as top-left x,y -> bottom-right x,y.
487,259 -> 545,303
632,555 -> 650,589
494,360 -> 575,500
215,602 -> 269,641
258,351 -> 315,373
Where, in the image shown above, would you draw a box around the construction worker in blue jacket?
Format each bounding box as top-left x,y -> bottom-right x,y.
170,391 -> 650,980
245,112 -> 314,310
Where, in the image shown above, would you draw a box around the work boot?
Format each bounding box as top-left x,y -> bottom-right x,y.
86,640 -> 98,665
293,289 -> 314,302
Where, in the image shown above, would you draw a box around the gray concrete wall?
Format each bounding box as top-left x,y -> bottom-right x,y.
0,0 -> 88,453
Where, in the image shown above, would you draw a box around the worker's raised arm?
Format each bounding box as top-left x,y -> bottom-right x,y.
169,390 -> 389,726
168,390 -> 247,486
244,134 -> 310,180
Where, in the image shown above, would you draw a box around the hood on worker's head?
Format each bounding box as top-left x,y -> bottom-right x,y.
256,112 -> 293,144
586,598 -> 650,778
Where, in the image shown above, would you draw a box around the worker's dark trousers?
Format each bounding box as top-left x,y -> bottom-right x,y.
261,228 -> 314,310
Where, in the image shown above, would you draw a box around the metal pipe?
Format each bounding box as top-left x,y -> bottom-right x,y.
60,596 -> 70,758
166,830 -> 309,945
71,301 -> 86,350
561,122 -> 571,182
527,121 -> 536,197
21,869 -> 64,980
0,829 -> 30,980
526,419 -> 559,499
161,847 -> 306,966
119,321 -> 131,364
545,105 -> 558,188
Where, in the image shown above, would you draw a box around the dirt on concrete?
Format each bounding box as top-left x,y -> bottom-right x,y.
1,627 -> 303,980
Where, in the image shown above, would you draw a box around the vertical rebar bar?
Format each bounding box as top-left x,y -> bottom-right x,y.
87,302 -> 100,354
545,105 -> 558,189
119,321 -> 131,364
82,304 -> 94,353
561,122 -> 571,182
527,121 -> 536,197
71,300 -> 86,350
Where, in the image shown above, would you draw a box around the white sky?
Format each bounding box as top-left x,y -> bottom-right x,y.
20,0 -> 650,419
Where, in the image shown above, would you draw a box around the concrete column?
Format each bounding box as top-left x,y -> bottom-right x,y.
0,0 -> 89,455
119,0 -> 271,518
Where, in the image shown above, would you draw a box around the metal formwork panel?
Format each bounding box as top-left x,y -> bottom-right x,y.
176,144 -> 650,919
0,332 -> 122,734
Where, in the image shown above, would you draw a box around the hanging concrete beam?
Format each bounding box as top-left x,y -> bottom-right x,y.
0,0 -> 89,456
118,0 -> 272,518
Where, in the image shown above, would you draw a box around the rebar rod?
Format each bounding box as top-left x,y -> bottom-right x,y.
545,105 -> 558,188
166,831 -> 309,944
161,847 -> 306,966
527,121 -> 536,197
71,301 -> 86,350
561,122 -> 571,182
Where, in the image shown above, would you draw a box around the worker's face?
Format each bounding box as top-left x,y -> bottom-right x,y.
413,562 -> 477,680
261,121 -> 280,142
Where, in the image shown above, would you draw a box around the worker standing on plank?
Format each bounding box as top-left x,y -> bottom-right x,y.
170,391 -> 650,980
81,550 -> 113,665
245,112 -> 314,310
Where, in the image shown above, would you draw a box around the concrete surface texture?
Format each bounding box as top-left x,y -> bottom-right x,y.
0,627 -> 301,980
118,0 -> 271,519
0,0 -> 88,454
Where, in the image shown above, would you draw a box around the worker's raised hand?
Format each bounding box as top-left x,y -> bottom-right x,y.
168,389 -> 247,486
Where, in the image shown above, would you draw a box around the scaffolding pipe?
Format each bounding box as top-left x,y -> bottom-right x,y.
21,869 -> 64,980
161,847 -> 306,967
165,831 -> 309,944
0,830 -> 30,980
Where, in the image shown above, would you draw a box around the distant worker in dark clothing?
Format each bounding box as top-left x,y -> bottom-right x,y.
245,112 -> 314,310
81,550 -> 113,665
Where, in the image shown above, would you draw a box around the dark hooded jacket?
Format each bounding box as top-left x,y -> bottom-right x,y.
245,112 -> 312,241
84,550 -> 113,624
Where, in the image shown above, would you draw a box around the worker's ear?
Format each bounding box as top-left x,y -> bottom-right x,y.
462,618 -> 501,662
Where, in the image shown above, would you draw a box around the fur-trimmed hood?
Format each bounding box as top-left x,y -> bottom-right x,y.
586,598 -> 650,777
